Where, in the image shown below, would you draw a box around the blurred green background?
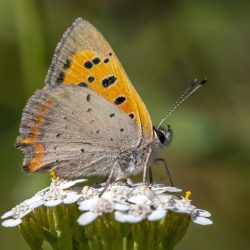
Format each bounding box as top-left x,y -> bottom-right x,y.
0,0 -> 249,249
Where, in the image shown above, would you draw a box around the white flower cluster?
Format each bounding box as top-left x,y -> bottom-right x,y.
1,179 -> 212,227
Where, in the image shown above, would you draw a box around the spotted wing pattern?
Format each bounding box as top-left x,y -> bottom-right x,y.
16,85 -> 141,178
45,18 -> 153,139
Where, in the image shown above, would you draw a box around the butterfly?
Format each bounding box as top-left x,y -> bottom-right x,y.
16,18 -> 205,182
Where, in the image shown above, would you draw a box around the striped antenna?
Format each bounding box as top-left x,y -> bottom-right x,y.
157,78 -> 207,129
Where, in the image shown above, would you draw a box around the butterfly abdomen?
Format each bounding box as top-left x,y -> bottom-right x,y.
117,147 -> 152,178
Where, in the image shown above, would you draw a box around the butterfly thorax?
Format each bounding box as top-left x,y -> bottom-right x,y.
115,125 -> 173,179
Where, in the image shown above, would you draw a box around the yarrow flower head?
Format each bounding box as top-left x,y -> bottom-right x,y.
1,177 -> 212,249
1,177 -> 86,227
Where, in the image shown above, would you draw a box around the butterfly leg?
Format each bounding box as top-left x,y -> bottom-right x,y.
149,166 -> 153,184
99,163 -> 116,197
151,158 -> 174,187
143,151 -> 152,184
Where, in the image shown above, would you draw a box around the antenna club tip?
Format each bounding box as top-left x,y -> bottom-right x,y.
201,77 -> 208,85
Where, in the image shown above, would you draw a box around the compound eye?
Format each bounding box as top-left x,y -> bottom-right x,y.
156,130 -> 166,144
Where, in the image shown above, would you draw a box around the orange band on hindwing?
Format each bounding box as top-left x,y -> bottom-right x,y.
19,98 -> 55,171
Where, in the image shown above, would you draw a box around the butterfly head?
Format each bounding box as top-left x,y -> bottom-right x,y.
153,125 -> 173,149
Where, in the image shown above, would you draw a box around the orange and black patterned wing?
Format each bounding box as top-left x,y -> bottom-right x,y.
45,18 -> 153,139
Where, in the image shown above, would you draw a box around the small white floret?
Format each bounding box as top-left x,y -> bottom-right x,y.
77,211 -> 98,226
192,216 -> 213,225
194,209 -> 211,217
115,211 -> 144,223
1,211 -> 13,220
78,197 -> 99,211
2,218 -> 22,227
147,209 -> 167,221
44,199 -> 63,207
63,192 -> 80,204
58,179 -> 87,189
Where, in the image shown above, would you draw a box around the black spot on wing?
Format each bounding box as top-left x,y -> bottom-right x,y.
56,133 -> 62,138
104,58 -> 109,63
63,59 -> 71,69
56,71 -> 64,83
109,113 -> 115,118
92,57 -> 101,65
114,96 -> 126,105
86,94 -> 90,102
129,113 -> 135,119
102,76 -> 117,88
78,82 -> 88,88
84,61 -> 93,69
88,76 -> 95,83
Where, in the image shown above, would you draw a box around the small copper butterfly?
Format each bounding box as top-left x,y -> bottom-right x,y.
16,18 -> 206,182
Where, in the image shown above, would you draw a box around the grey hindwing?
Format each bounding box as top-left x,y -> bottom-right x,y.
17,85 -> 140,178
